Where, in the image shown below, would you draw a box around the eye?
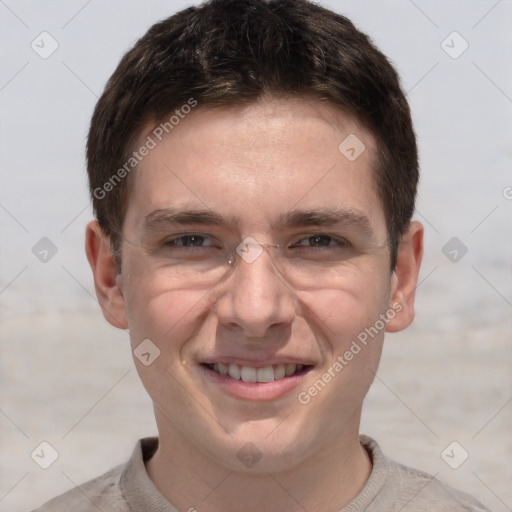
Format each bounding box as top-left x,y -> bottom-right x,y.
164,234 -> 214,248
291,234 -> 349,249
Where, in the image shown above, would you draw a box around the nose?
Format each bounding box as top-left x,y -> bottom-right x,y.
215,246 -> 295,338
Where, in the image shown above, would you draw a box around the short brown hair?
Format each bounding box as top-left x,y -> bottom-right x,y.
87,0 -> 418,268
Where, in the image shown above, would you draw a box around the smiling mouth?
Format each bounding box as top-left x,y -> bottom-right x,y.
202,363 -> 312,383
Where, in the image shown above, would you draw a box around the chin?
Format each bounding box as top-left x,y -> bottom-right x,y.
209,419 -> 312,473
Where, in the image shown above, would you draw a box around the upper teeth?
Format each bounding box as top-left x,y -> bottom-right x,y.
211,363 -> 304,382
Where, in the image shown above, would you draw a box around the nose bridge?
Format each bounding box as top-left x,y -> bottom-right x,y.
216,241 -> 295,336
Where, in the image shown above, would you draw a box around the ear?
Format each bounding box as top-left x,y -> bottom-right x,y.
385,221 -> 424,333
85,220 -> 128,329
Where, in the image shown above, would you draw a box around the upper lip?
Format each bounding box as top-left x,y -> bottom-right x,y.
201,356 -> 316,368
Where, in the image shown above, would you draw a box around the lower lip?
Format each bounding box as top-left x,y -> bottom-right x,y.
200,365 -> 312,401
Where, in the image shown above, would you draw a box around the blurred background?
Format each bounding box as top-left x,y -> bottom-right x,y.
0,1 -> 511,510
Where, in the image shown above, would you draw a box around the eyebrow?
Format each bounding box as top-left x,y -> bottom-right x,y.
143,207 -> 375,238
275,209 -> 375,238
144,208 -> 231,231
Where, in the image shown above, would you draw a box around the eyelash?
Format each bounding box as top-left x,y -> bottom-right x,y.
290,234 -> 350,250
163,234 -> 351,251
164,234 -> 215,248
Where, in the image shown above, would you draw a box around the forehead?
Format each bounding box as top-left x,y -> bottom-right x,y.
124,97 -> 385,235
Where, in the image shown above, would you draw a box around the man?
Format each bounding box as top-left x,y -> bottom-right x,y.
34,0 -> 490,510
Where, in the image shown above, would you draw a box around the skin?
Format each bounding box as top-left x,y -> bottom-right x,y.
86,96 -> 423,512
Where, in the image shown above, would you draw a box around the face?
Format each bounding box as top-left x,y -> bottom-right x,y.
87,97 -> 422,473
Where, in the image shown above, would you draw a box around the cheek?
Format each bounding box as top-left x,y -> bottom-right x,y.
299,287 -> 386,387
295,267 -> 391,402
123,283 -> 213,407
294,293 -> 388,437
301,264 -> 392,342
123,270 -> 211,353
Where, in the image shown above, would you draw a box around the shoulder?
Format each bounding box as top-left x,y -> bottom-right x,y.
31,464 -> 128,512
358,436 -> 492,512
387,460 -> 491,511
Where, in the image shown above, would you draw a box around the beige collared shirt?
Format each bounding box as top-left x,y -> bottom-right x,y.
32,436 -> 491,512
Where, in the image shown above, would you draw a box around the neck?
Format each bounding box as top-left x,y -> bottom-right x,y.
146,419 -> 372,512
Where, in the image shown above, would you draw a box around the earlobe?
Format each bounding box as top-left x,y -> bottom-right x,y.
385,221 -> 424,333
85,221 -> 128,329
